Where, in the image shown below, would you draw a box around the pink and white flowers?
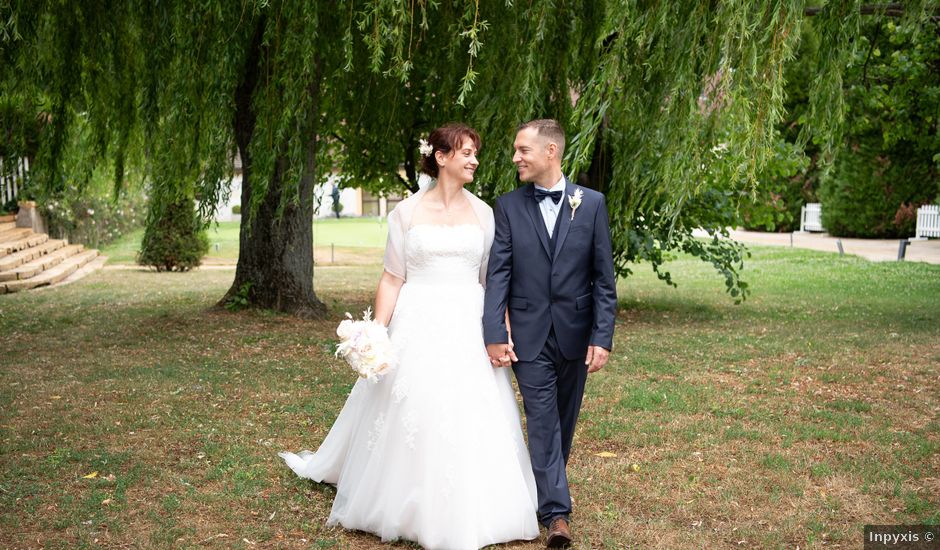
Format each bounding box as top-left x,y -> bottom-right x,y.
335,307 -> 397,382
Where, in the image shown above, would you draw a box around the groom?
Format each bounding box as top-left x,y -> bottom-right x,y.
484,119 -> 617,547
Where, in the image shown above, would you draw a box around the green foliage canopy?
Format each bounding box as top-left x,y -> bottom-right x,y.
2,1 -> 937,311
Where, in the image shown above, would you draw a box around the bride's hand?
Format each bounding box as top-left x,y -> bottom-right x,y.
503,312 -> 518,364
506,332 -> 519,363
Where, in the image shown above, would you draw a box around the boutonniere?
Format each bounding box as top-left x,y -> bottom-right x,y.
568,188 -> 583,221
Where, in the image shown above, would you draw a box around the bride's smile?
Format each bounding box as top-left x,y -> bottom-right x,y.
437,138 -> 480,185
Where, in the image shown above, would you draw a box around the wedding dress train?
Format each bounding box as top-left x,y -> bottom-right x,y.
280,223 -> 538,550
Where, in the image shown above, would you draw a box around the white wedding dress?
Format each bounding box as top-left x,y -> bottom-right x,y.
279,214 -> 539,549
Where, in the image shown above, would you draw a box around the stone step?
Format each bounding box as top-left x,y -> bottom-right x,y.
0,244 -> 84,282
53,253 -> 107,288
2,249 -> 99,293
0,227 -> 32,243
0,214 -> 14,223
1,232 -> 47,256
0,221 -> 15,232
0,239 -> 67,272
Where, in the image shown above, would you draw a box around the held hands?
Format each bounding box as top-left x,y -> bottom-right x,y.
486,334 -> 518,369
585,345 -> 610,373
488,340 -> 609,372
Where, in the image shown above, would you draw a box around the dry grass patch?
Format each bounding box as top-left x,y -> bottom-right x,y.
1,247 -> 938,548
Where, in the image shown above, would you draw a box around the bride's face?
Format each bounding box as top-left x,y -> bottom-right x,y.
438,137 -> 479,184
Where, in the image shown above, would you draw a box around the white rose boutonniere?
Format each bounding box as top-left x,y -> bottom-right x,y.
568,188 -> 584,221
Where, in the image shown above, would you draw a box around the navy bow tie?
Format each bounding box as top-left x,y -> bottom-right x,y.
534,188 -> 563,204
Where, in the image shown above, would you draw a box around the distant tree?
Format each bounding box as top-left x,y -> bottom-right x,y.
820,15 -> 940,237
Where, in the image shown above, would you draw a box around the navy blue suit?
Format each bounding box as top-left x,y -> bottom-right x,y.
483,178 -> 617,526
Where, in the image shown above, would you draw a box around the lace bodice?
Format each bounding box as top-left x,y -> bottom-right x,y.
383,189 -> 494,285
404,224 -> 484,286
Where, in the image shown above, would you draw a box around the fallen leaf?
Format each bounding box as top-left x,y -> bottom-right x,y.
101,498 -> 112,506
83,471 -> 98,479
594,451 -> 617,458
50,396 -> 62,400
630,463 -> 641,472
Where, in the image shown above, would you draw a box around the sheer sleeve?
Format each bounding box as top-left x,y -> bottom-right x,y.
383,206 -> 407,281
466,190 -> 495,287
382,188 -> 426,281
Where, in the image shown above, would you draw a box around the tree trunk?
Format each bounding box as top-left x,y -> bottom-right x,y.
218,16 -> 327,318
223,160 -> 326,318
578,117 -> 611,193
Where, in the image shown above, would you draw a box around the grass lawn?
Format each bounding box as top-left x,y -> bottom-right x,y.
102,217 -> 390,265
1,246 -> 938,548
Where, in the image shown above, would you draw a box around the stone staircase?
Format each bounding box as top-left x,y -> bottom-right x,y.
0,213 -> 102,294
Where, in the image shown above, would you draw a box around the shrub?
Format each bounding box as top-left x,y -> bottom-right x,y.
19,156 -> 147,248
1,197 -> 18,214
137,196 -> 209,271
817,19 -> 940,238
42,188 -> 146,248
739,139 -> 815,232
819,133 -> 936,238
231,204 -> 241,214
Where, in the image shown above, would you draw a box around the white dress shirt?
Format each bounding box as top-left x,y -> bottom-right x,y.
537,177 -> 566,238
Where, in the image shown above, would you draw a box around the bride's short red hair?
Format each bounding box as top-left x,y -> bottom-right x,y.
421,123 -> 481,178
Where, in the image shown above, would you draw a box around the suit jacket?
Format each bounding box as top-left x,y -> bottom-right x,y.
483,178 -> 617,362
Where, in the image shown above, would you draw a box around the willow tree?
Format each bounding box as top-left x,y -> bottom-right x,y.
3,1 -> 936,314
327,2 -> 606,198
331,0 -> 938,300
1,2 -> 363,316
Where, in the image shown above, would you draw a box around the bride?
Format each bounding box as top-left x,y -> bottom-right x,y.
279,124 -> 539,549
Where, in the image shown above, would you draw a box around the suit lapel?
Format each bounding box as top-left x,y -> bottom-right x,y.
523,184 -> 552,258
553,178 -> 576,259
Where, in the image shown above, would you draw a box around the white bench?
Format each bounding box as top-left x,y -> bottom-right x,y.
915,205 -> 939,239
800,203 -> 824,232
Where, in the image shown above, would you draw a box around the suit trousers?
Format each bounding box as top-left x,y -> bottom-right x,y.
512,326 -> 588,527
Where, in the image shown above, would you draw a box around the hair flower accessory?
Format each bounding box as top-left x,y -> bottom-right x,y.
418,138 -> 433,157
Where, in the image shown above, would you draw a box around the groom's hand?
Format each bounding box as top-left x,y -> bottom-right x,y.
486,343 -> 517,368
585,345 -> 610,373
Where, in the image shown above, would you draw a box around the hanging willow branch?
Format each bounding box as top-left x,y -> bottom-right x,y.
2,0 -> 937,306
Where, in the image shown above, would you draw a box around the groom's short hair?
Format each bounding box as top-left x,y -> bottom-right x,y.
518,119 -> 565,157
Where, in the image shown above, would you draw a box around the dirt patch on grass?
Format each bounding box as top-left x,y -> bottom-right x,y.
2,262 -> 938,548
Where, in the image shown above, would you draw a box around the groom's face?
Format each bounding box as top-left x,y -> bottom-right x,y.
513,128 -> 553,184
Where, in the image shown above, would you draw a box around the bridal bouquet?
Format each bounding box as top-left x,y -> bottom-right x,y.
335,308 -> 397,382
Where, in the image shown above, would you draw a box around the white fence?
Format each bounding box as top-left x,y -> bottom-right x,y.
0,157 -> 30,206
915,205 -> 939,239
800,202 -> 824,232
